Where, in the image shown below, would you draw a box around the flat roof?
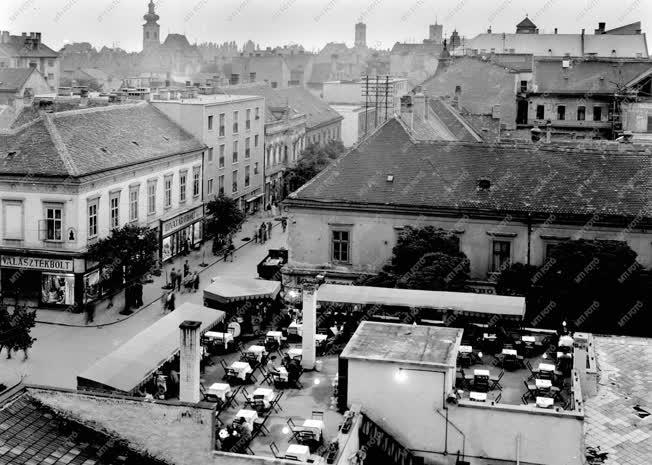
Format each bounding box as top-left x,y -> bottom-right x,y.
150,94 -> 263,105
317,285 -> 526,318
204,276 -> 281,304
77,303 -> 224,393
341,321 -> 463,368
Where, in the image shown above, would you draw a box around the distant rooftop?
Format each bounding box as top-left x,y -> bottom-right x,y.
150,93 -> 262,104
341,322 -> 462,369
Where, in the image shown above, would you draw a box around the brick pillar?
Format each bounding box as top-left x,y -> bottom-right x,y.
301,284 -> 318,370
179,320 -> 202,403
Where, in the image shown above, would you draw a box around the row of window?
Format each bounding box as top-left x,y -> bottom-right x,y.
206,165 -> 254,197
89,167 -> 200,238
309,126 -> 339,146
535,104 -> 603,122
207,135 -> 259,168
207,108 -> 260,135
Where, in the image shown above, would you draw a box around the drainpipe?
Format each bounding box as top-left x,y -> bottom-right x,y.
526,213 -> 532,266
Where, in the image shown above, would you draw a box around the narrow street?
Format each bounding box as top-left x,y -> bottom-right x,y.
0,215 -> 288,389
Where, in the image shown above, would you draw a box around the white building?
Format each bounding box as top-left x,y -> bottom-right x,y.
151,93 -> 266,212
0,31 -> 60,92
322,78 -> 409,115
0,101 -> 205,310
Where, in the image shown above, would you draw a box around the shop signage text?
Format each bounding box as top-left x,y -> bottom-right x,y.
1,255 -> 74,272
162,206 -> 203,236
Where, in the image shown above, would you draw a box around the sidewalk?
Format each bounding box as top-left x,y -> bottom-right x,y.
36,213 -> 285,327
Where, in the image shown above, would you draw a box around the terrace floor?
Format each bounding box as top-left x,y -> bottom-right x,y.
455,333 -> 573,410
199,343 -> 342,460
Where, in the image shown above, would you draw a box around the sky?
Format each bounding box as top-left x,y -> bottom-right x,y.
2,0 -> 651,52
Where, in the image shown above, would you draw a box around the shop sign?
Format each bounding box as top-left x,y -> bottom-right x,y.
1,255 -> 74,272
162,205 -> 204,236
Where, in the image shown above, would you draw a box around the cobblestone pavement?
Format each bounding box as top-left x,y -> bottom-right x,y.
583,335 -> 652,465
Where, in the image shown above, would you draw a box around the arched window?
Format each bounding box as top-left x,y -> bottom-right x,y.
145,31 -> 150,39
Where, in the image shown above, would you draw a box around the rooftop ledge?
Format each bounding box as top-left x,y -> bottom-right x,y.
456,397 -> 584,420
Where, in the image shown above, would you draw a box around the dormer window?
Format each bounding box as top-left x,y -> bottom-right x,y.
386,175 -> 394,182
477,178 -> 491,191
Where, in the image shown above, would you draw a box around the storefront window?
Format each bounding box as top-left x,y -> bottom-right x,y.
193,222 -> 202,244
41,273 -> 74,305
83,269 -> 101,303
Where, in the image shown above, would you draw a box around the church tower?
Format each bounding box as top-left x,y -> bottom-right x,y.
143,1 -> 160,52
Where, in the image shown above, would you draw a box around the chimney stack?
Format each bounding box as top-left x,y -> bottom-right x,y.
179,320 -> 202,403
453,85 -> 462,109
595,22 -> 606,34
413,92 -> 427,120
554,28 -> 558,34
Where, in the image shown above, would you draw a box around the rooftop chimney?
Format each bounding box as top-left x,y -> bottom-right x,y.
595,22 -> 606,34
554,28 -> 558,34
413,92 -> 427,120
453,85 -> 462,109
179,320 -> 202,403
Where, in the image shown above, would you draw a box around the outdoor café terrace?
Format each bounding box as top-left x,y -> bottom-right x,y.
454,326 -> 578,411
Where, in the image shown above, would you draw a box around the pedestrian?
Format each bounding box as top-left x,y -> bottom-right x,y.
260,224 -> 267,243
265,203 -> 272,217
267,221 -> 272,238
167,291 -> 175,312
253,229 -> 258,244
193,271 -> 200,292
135,282 -> 143,308
160,292 -> 168,314
228,239 -> 235,262
170,267 -> 177,290
85,300 -> 95,324
281,218 -> 287,232
183,260 -> 190,277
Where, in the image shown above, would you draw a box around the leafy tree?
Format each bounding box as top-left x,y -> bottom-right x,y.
521,240 -> 647,334
60,76 -> 102,92
284,140 -> 345,192
370,226 -> 471,292
0,305 -> 37,360
206,194 -> 245,252
495,263 -> 539,296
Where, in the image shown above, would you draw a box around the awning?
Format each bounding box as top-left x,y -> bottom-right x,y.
204,276 -> 281,304
246,193 -> 264,203
316,285 -> 525,319
77,303 -> 224,394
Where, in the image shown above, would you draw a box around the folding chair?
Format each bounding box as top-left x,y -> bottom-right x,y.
525,360 -> 538,381
270,391 -> 284,413
269,442 -> 280,458
286,418 -> 300,443
494,393 -> 502,404
522,379 -> 536,401
219,359 -> 229,378
490,369 -> 504,391
311,410 -> 324,421
240,387 -> 252,405
200,384 -> 221,403
223,386 -> 240,410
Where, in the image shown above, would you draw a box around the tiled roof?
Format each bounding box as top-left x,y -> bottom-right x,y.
0,35 -> 59,58
0,102 -> 205,177
162,33 -> 192,49
0,68 -> 36,92
533,59 -> 652,94
0,389 -> 165,465
584,336 -> 652,465
516,17 -> 537,28
427,98 -> 481,142
291,118 -> 652,218
461,33 -> 648,58
218,84 -> 302,123
391,42 -> 443,55
224,84 -> 341,130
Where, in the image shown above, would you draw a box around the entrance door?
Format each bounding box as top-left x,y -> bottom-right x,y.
517,100 -> 529,125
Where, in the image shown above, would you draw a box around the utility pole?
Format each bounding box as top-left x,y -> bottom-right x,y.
385,75 -> 389,122
374,75 -> 379,127
364,75 -> 369,136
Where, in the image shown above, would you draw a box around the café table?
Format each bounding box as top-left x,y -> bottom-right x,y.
315,334 -> 328,345
285,444 -> 310,462
536,396 -> 554,409
288,321 -> 303,337
459,345 -> 473,354
266,331 -> 283,343
535,378 -> 552,389
302,419 -> 325,441
205,331 -> 233,349
247,345 -> 267,361
539,363 -> 555,373
559,335 -> 574,348
230,361 -> 253,380
502,348 -> 517,356
557,351 -> 573,360
252,387 -> 275,408
483,333 -> 497,341
474,369 -> 490,377
469,391 -> 487,402
208,383 -> 231,401
235,409 -> 258,429
288,347 -> 303,360
277,366 -> 289,382
522,335 -> 536,343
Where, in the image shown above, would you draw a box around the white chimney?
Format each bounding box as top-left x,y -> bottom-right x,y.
179,320 -> 202,403
413,92 -> 427,119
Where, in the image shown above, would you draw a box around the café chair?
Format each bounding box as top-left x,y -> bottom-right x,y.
269,442 -> 281,458
200,383 -> 221,403
270,391 -> 284,413
525,360 -> 538,381
490,370 -> 504,391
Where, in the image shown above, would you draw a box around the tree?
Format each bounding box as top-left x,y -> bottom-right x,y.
0,305 -> 37,360
206,194 -> 245,252
284,140 -> 345,193
87,224 -> 159,312
374,226 -> 471,292
495,263 -> 539,296
520,240 -> 648,334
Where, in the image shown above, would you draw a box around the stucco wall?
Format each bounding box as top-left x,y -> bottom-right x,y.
287,207 -> 652,279
623,102 -> 652,132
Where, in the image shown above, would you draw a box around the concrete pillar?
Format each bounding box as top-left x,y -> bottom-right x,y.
179,320 -> 202,403
301,284 -> 318,370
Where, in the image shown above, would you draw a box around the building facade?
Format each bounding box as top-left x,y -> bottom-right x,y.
0,102 -> 205,310
151,93 -> 266,212
0,31 -> 60,91
282,118 -> 652,287
0,67 -> 51,105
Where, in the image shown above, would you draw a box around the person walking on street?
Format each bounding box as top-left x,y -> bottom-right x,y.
167,291 -> 175,312
193,271 -> 200,292
253,228 -> 259,244
183,260 -> 190,277
281,217 -> 287,232
267,221 -> 272,238
260,224 -> 266,243
228,238 -> 235,262
160,292 -> 168,314
135,282 -> 143,308
170,267 -> 177,290
85,300 -> 95,324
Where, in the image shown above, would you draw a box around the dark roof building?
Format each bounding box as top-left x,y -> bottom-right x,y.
0,101 -> 204,177
289,117 -> 652,220
0,32 -> 58,58
516,16 -> 538,34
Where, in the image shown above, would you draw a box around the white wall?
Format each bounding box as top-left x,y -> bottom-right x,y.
330,105 -> 360,147
287,206 -> 652,279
